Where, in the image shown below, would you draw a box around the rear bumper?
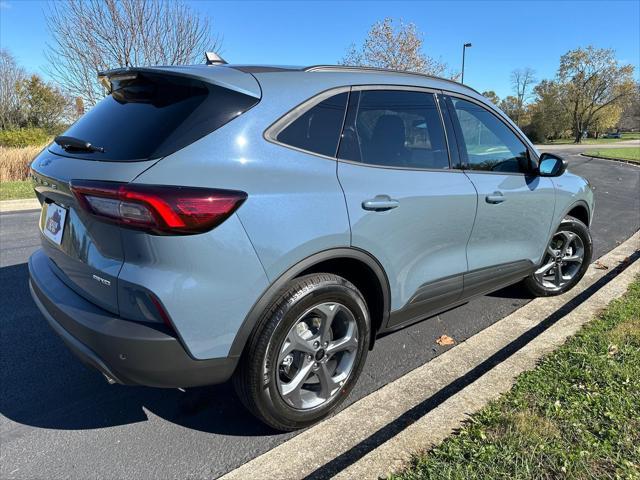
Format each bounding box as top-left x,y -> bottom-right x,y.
28,249 -> 238,388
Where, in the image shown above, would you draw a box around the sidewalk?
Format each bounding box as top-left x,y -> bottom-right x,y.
0,198 -> 39,213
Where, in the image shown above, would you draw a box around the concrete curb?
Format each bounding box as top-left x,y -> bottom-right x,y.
580,153 -> 640,167
219,231 -> 640,480
0,198 -> 39,213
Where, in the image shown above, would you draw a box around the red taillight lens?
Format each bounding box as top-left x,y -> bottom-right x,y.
70,180 -> 247,235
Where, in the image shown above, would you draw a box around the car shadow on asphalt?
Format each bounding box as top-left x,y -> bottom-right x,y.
0,261 -> 541,438
0,262 -> 280,437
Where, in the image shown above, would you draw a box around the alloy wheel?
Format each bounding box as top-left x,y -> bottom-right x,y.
276,302 -> 359,410
534,230 -> 585,291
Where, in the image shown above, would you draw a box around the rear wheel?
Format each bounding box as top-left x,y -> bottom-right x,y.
523,216 -> 592,297
233,273 -> 370,431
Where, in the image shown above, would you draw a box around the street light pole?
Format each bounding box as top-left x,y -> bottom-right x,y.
461,42 -> 472,84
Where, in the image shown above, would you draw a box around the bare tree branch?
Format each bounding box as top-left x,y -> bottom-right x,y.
340,18 -> 448,76
45,0 -> 221,106
0,49 -> 26,129
510,67 -> 536,127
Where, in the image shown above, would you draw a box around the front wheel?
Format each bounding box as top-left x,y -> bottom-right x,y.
523,216 -> 593,297
233,273 -> 370,431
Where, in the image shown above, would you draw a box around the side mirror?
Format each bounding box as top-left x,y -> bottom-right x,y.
538,153 -> 568,177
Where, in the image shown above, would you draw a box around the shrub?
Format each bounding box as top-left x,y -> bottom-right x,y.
0,128 -> 51,148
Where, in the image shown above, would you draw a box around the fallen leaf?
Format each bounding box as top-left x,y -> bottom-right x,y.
608,344 -> 619,356
594,261 -> 609,270
436,334 -> 455,346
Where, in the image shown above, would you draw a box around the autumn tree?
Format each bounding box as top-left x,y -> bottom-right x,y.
341,18 -> 448,75
481,90 -> 501,106
499,96 -> 520,122
0,49 -> 26,129
617,83 -> 640,132
16,75 -> 68,131
45,0 -> 220,106
510,67 -> 536,127
558,46 -> 634,143
528,80 -> 571,141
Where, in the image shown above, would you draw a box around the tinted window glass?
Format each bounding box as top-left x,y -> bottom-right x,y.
450,98 -> 529,173
338,90 -> 449,169
49,72 -> 259,162
277,92 -> 348,157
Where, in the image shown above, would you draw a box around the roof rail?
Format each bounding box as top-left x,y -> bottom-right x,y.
304,65 -> 481,95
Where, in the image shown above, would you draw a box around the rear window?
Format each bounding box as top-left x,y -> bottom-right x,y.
276,92 -> 348,157
49,72 -> 259,161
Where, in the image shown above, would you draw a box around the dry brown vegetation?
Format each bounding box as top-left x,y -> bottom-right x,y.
0,145 -> 44,181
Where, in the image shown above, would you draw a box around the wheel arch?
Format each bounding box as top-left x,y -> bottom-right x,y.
565,201 -> 591,227
229,248 -> 391,359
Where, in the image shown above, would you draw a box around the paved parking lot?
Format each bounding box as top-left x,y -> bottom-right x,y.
1,149 -> 639,479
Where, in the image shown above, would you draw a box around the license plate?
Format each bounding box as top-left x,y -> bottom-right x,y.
43,203 -> 67,245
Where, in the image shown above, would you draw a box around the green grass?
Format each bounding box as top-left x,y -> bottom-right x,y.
542,132 -> 640,145
583,147 -> 640,163
394,278 -> 640,480
0,180 -> 35,201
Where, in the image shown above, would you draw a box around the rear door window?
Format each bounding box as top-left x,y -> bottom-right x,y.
276,92 -> 348,157
49,72 -> 259,161
338,90 -> 449,169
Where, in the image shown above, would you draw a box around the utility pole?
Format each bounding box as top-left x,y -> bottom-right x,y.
461,43 -> 472,84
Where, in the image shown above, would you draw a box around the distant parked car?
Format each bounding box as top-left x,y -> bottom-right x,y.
604,132 -> 622,139
29,63 -> 594,431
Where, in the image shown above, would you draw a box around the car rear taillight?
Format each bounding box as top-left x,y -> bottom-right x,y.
70,180 -> 247,235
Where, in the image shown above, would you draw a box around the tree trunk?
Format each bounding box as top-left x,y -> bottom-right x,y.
574,130 -> 582,144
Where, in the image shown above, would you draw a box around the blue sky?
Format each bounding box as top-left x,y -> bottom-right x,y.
1,0 -> 639,99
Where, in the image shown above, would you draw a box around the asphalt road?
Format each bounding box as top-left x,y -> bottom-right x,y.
1,150 -> 639,480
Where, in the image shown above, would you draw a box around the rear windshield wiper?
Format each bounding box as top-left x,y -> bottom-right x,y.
54,135 -> 105,153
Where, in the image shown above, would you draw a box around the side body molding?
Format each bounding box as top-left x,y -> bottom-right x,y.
228,247 -> 391,358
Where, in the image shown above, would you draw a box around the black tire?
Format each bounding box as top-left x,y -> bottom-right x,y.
233,273 -> 370,431
523,215 -> 593,297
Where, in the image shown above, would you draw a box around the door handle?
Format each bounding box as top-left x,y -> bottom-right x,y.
362,195 -> 399,212
485,191 -> 506,204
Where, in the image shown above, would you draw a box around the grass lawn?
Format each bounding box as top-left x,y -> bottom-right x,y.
394,278 -> 640,480
583,147 -> 640,163
0,180 -> 35,201
543,132 -> 640,145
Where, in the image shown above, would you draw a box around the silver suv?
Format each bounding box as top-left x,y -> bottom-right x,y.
29,64 -> 594,431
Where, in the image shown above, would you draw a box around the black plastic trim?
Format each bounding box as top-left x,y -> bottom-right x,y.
29,249 -> 236,388
386,274 -> 463,329
385,260 -> 534,332
462,260 -> 534,298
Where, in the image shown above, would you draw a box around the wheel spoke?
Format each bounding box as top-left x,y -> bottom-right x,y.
279,328 -> 314,364
554,264 -> 563,286
535,261 -> 555,276
317,363 -> 341,399
326,323 -> 358,355
280,357 -> 314,408
563,254 -> 583,263
313,303 -> 346,343
559,232 -> 576,256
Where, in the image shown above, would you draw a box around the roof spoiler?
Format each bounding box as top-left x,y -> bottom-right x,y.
97,65 -> 261,99
97,70 -> 138,92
